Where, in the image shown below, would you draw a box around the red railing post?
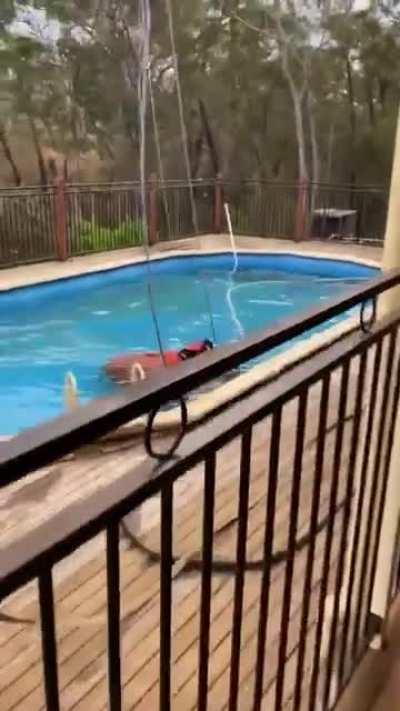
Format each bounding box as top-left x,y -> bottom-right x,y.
54,177 -> 68,260
214,173 -> 223,233
148,173 -> 159,246
294,177 -> 309,242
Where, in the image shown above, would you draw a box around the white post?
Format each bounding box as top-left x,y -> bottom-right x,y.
371,107 -> 400,621
380,109 -> 400,313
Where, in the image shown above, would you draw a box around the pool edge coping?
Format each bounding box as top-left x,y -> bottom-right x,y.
0,241 -> 381,295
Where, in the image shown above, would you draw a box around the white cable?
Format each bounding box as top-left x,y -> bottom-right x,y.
137,0 -> 165,361
147,65 -> 172,240
165,0 -> 199,234
138,0 -> 151,259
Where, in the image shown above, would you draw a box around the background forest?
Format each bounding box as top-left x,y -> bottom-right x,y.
1,1 -> 400,188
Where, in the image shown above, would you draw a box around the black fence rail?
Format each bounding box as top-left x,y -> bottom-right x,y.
0,272 -> 400,710
0,179 -> 389,268
0,186 -> 57,265
223,180 -> 388,244
224,180 -> 298,239
158,180 -> 216,240
66,184 -> 144,256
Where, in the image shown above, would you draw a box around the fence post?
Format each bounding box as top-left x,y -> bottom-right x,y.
213,173 -> 223,233
294,177 -> 309,241
54,177 -> 68,260
148,173 -> 159,246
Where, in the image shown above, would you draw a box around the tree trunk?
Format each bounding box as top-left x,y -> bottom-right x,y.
378,79 -> 388,111
308,92 -> 320,184
226,1 -> 242,176
326,122 -> 335,182
278,34 -> 308,181
27,113 -> 48,187
289,81 -> 308,181
366,79 -> 376,128
307,90 -> 320,213
253,144 -> 267,180
275,18 -> 309,240
190,132 -> 204,179
198,98 -> 220,176
0,122 -> 22,186
274,0 -> 308,180
229,2 -> 241,111
345,55 -> 357,189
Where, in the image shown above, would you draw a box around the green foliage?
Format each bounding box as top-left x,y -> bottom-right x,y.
77,218 -> 144,252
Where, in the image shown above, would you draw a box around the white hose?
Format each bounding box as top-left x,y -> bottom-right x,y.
222,202 -> 243,338
138,0 -> 151,257
226,284 -> 245,340
224,202 -> 238,274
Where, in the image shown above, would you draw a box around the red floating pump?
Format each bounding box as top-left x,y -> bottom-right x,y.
105,339 -> 213,384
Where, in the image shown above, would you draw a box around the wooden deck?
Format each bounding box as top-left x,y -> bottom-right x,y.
0,359 -> 367,711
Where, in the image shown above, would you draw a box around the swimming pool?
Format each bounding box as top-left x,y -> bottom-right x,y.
0,252 -> 377,435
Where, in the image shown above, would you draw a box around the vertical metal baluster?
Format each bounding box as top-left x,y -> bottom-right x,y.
322,353 -> 367,709
293,375 -> 331,711
8,193 -> 15,260
228,428 -> 253,711
308,361 -> 350,711
47,191 -> 53,258
39,569 -> 60,711
160,481 -> 173,711
352,333 -> 397,656
27,194 -> 33,261
107,521 -> 122,711
41,193 -> 52,258
197,453 -> 217,711
252,408 -> 282,711
7,196 -> 13,263
337,341 -> 383,685
274,391 -> 308,711
364,350 -> 400,630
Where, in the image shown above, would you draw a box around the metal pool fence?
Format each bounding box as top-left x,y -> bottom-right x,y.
1,272 -> 400,710
0,179 -> 388,267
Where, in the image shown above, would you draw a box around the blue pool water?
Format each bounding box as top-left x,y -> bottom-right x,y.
0,253 -> 377,435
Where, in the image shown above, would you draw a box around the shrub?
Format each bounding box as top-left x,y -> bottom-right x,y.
76,218 -> 144,252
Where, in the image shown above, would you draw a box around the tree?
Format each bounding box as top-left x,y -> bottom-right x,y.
0,120 -> 21,185
0,0 -> 399,186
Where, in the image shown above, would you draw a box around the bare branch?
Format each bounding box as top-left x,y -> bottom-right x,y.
230,13 -> 268,36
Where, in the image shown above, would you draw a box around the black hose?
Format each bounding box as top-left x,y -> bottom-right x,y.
0,611 -> 35,626
121,495 -> 350,576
